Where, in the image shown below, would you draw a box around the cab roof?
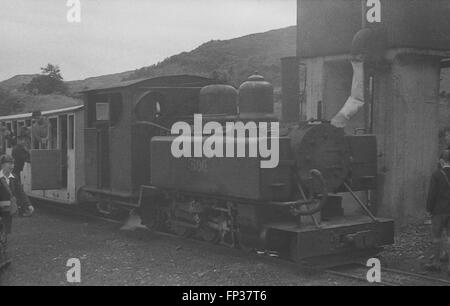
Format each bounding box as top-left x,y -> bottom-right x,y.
80,74 -> 216,93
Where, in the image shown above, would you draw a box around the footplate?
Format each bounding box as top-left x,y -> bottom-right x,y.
266,216 -> 394,261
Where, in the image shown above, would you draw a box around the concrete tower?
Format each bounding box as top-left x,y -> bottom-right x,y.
296,0 -> 450,222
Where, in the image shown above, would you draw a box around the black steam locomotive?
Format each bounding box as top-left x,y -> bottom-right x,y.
139,74 -> 394,261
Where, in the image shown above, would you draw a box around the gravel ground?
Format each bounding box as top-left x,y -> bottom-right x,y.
380,220 -> 450,279
0,208 -> 361,286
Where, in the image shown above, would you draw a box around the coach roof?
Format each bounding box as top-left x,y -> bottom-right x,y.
0,105 -> 84,121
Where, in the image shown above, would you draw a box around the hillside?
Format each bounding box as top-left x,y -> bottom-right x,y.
0,74 -> 39,93
14,93 -> 81,113
66,71 -> 134,93
0,71 -> 133,95
123,26 -> 296,87
0,26 -> 296,115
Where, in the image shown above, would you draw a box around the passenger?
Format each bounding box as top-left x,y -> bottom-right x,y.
11,133 -> 34,218
0,155 -> 16,239
1,154 -> 34,219
436,128 -> 450,262
12,132 -> 30,184
0,126 -> 8,155
426,150 -> 450,274
1,129 -> 16,153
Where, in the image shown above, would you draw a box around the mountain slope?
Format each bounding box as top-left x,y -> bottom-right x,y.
66,71 -> 134,93
0,74 -> 39,92
124,26 -> 296,87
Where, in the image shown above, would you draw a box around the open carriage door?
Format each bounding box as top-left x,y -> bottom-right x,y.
30,115 -> 63,190
30,149 -> 62,190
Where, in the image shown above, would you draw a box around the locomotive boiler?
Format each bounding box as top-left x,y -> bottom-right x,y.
140,74 -> 394,261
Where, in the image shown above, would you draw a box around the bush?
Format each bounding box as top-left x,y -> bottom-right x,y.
26,64 -> 68,95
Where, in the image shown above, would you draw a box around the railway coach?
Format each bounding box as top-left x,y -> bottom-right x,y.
0,105 -> 85,205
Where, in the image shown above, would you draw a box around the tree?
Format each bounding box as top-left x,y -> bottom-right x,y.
26,63 -> 68,95
41,64 -> 63,80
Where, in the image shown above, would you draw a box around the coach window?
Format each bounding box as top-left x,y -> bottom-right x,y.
68,115 -> 75,150
59,114 -> 68,188
12,121 -> 18,139
0,123 -> 4,149
18,121 -> 25,136
49,117 -> 58,150
6,122 -> 12,148
59,115 -> 67,150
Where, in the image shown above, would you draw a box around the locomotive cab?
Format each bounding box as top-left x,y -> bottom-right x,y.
80,75 -> 217,214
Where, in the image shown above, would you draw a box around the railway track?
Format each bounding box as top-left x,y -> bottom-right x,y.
34,200 -> 450,286
326,263 -> 450,286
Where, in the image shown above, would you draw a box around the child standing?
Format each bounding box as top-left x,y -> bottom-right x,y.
426,150 -> 450,274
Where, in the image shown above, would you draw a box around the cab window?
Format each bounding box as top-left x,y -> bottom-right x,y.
49,117 -> 58,150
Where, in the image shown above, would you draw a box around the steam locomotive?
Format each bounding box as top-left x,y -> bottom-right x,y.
139,74 -> 394,261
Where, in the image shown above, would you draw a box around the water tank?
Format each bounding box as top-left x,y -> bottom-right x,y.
238,74 -> 273,114
199,84 -> 237,115
298,0 -> 450,58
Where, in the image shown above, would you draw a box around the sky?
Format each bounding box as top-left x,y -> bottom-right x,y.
0,0 -> 296,81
